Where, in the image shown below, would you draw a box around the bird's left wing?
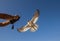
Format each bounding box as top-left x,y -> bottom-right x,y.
17,24 -> 30,32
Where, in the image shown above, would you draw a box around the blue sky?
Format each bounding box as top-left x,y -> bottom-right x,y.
0,0 -> 60,41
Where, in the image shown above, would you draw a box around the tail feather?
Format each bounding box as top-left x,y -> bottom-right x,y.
30,24 -> 38,32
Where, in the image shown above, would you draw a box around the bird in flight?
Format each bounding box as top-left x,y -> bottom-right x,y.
0,13 -> 20,30
17,9 -> 40,32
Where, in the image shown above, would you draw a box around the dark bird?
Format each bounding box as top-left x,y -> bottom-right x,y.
0,13 -> 20,30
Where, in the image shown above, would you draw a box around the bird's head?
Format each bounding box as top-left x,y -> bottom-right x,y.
10,15 -> 20,24
14,15 -> 20,20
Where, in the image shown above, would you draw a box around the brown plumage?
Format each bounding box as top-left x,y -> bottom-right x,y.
0,13 -> 20,29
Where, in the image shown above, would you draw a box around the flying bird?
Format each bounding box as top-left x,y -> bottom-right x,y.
17,9 -> 40,32
0,13 -> 20,30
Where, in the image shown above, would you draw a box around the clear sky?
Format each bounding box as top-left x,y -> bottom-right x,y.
0,0 -> 60,41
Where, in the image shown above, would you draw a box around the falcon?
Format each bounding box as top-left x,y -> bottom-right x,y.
0,13 -> 20,29
17,9 -> 40,32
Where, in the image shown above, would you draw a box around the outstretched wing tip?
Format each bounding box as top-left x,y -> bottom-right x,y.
17,28 -> 20,32
36,9 -> 39,11
36,9 -> 40,15
17,28 -> 22,32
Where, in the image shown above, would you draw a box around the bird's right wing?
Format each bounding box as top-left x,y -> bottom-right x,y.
0,20 -> 10,27
17,24 -> 31,32
31,9 -> 40,23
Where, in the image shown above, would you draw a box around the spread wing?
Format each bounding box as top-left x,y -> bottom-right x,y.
31,9 -> 40,23
17,24 -> 30,32
0,20 -> 10,27
0,13 -> 14,20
